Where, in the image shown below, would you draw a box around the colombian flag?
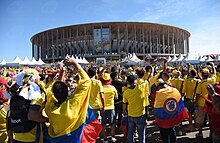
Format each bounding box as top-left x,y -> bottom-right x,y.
49,105 -> 102,143
154,86 -> 189,128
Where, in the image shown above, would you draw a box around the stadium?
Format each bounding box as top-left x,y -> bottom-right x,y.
30,22 -> 190,63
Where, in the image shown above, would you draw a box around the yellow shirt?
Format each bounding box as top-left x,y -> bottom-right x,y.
103,85 -> 118,110
182,78 -> 200,100
123,83 -> 146,117
170,77 -> 184,93
89,79 -> 104,109
216,72 -> 220,82
137,78 -> 150,107
196,78 -> 215,107
143,72 -> 150,81
45,68 -> 91,138
0,104 -> 8,142
14,91 -> 46,142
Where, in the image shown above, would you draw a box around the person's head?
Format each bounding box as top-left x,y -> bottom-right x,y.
161,72 -> 170,82
127,74 -> 138,85
87,67 -> 97,78
110,72 -> 118,80
202,68 -> 210,79
111,66 -> 118,73
145,65 -> 152,73
0,78 -> 9,91
101,73 -> 112,85
52,81 -> 68,104
189,69 -> 197,78
136,69 -> 145,78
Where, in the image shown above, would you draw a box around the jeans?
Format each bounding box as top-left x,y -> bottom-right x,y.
159,127 -> 176,143
128,115 -> 146,143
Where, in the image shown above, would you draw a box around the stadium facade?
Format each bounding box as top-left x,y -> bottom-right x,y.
30,22 -> 190,62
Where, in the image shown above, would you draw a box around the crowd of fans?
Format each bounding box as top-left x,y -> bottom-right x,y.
0,56 -> 220,143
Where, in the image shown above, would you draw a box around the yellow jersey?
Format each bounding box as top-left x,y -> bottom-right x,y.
89,79 -> 104,109
182,78 -> 200,100
0,104 -> 8,142
103,85 -> 118,110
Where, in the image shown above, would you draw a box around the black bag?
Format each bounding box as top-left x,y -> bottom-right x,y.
8,83 -> 37,133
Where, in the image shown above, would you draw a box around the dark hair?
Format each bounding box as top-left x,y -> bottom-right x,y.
110,72 -> 118,80
127,75 -> 138,84
88,67 -> 97,78
136,69 -> 145,78
217,64 -> 220,69
52,81 -> 68,103
145,66 -> 152,72
190,69 -> 197,77
162,72 -> 170,79
111,66 -> 118,73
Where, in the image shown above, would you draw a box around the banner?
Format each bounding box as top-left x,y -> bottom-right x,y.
93,28 -> 110,54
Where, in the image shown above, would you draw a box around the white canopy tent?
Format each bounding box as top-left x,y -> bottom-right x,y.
120,53 -> 142,66
205,55 -> 214,62
20,57 -> 31,65
176,54 -> 184,62
37,58 -> 46,65
183,53 -> 200,65
0,59 -> 6,66
6,56 -> 23,67
214,54 -> 220,62
30,57 -> 39,66
169,55 -> 177,63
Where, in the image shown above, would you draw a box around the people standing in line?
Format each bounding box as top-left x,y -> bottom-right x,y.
123,74 -> 147,143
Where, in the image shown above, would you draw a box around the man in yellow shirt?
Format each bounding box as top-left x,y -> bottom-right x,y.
45,57 -> 102,143
195,68 -> 215,138
123,74 -> 147,143
87,67 -> 104,119
182,69 -> 200,131
100,73 -> 118,143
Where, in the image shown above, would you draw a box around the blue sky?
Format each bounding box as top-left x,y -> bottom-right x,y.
0,0 -> 220,62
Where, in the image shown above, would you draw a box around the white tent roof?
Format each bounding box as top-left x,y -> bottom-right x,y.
0,59 -> 6,65
169,56 -> 177,63
30,57 -> 38,65
38,58 -> 45,65
214,55 -> 220,61
183,53 -> 200,64
7,56 -> 22,64
128,53 -> 141,63
167,56 -> 172,62
205,55 -> 214,62
176,54 -> 184,62
81,57 -> 89,64
20,56 -> 31,65
198,56 -> 207,63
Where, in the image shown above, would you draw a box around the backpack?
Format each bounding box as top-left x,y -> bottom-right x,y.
7,83 -> 37,133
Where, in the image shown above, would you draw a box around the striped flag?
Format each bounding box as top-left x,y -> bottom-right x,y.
154,86 -> 189,128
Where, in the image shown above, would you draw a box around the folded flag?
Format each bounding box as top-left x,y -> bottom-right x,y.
154,86 -> 189,128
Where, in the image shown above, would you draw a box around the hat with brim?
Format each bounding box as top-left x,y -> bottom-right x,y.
101,73 -> 112,85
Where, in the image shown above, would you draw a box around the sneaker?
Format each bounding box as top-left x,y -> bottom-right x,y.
111,137 -> 117,142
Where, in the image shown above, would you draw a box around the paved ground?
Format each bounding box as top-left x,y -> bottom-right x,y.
96,108 -> 211,143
